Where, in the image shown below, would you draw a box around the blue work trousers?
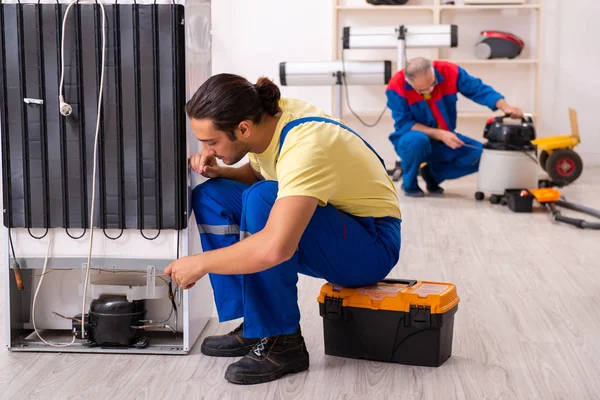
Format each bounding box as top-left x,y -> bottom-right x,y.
192,178 -> 402,338
392,130 -> 483,192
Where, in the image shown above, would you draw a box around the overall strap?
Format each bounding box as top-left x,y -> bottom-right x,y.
277,116 -> 386,168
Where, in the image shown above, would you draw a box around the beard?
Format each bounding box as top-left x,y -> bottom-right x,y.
223,139 -> 251,165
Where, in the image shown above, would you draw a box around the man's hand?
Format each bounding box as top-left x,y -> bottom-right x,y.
502,105 -> 524,119
496,99 -> 524,119
189,151 -> 222,179
172,196 -> 320,278
438,130 -> 465,150
164,255 -> 205,290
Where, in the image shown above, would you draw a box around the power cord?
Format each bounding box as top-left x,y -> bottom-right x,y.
31,231 -> 77,347
58,0 -> 79,117
340,50 -> 388,128
58,0 -> 107,340
493,143 -> 539,163
80,0 -> 106,340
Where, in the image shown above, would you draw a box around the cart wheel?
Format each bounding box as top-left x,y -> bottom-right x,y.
539,151 -> 549,171
545,149 -> 583,184
489,194 -> 501,204
475,191 -> 484,201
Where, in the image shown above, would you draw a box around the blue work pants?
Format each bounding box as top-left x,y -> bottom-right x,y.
191,178 -> 402,338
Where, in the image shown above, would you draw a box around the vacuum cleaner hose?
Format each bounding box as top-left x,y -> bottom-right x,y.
554,199 -> 600,219
554,214 -> 586,229
581,221 -> 600,229
546,202 -> 600,229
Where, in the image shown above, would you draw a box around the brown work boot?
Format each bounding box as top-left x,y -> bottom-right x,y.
201,323 -> 260,357
224,326 -> 310,385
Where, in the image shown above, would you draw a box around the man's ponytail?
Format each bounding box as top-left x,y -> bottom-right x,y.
254,77 -> 281,116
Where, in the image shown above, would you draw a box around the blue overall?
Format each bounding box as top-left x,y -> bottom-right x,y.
386,61 -> 504,192
392,131 -> 482,192
191,117 -> 402,339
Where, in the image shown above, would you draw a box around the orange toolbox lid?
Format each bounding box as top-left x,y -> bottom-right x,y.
317,279 -> 459,314
529,188 -> 561,203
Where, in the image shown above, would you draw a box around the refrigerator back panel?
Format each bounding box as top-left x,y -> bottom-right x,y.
0,2 -> 188,231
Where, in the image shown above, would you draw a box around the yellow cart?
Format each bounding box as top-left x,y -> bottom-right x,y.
531,108 -> 583,184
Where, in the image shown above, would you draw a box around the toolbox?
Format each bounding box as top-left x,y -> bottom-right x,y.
317,279 -> 459,367
504,188 -> 534,213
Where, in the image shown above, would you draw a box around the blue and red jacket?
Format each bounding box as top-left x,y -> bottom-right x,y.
386,60 -> 504,140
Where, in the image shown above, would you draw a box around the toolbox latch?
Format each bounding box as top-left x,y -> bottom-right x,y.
323,296 -> 344,320
409,305 -> 431,328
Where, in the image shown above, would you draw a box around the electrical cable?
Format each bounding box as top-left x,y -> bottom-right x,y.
340,50 -> 388,128
58,0 -> 107,340
80,0 -> 106,340
133,323 -> 176,333
31,231 -> 77,347
486,142 -> 539,163
170,228 -> 180,332
58,0 -> 78,117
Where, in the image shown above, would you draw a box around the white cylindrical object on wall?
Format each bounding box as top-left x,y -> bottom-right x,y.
343,25 -> 458,49
279,60 -> 392,86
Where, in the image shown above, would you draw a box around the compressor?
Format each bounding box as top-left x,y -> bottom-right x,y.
73,294 -> 149,348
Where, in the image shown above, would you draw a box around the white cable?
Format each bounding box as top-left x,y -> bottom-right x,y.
80,0 -> 107,339
57,0 -> 107,340
59,1 -> 77,117
32,231 -> 77,347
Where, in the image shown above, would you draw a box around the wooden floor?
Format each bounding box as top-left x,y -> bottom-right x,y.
2,167 -> 600,399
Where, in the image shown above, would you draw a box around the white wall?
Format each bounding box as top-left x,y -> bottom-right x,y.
211,0 -> 333,112
211,0 -> 600,167
539,0 -> 600,166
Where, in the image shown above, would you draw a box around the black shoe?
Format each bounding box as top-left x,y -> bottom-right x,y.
201,323 -> 260,357
224,327 -> 310,385
401,183 -> 425,197
420,165 -> 444,195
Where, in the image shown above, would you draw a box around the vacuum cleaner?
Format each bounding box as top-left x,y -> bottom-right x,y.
476,114 -> 538,204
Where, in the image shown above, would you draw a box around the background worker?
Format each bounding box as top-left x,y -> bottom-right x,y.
386,57 -> 524,197
164,73 -> 402,385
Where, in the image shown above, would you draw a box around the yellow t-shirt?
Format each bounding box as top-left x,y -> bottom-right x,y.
248,98 -> 401,219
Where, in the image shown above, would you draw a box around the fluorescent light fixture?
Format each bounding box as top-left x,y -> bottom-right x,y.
279,60 -> 392,86
279,60 -> 392,118
343,25 -> 458,69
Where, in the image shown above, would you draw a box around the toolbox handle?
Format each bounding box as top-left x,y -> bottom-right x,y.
380,279 -> 417,287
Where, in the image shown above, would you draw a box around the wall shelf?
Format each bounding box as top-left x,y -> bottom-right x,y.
332,0 -> 544,129
444,59 -> 539,64
440,4 -> 541,10
335,5 -> 434,11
